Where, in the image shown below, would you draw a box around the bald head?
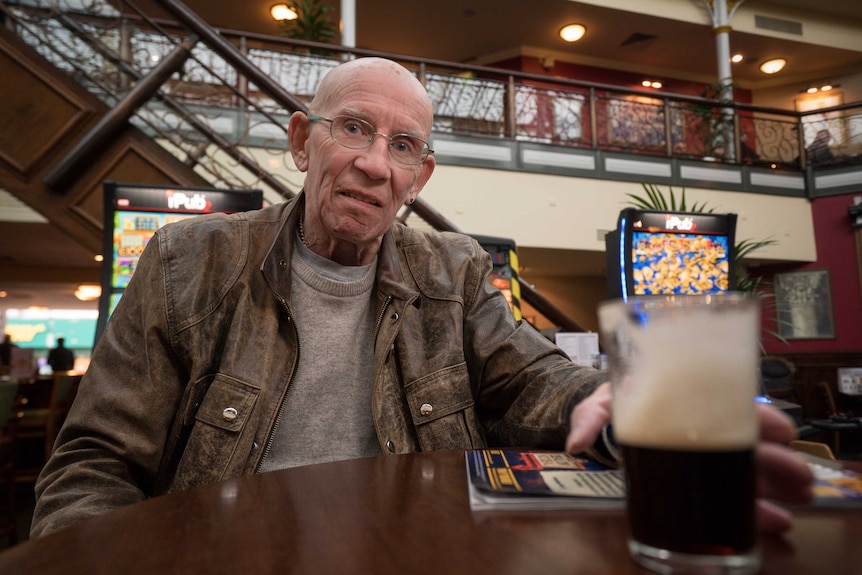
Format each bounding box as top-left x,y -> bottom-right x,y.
309,57 -> 434,133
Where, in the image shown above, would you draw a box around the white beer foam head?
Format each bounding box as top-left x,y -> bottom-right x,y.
603,300 -> 759,450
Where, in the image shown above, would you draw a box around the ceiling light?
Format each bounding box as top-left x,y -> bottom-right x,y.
731,54 -> 743,63
74,284 -> 102,302
641,80 -> 651,87
759,58 -> 786,74
270,4 -> 298,21
806,86 -> 818,94
651,81 -> 662,89
821,84 -> 833,91
559,24 -> 586,42
95,254 -> 104,262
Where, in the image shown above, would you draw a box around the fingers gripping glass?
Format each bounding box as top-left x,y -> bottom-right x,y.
308,115 -> 434,165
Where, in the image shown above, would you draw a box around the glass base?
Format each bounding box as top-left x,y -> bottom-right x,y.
629,539 -> 761,575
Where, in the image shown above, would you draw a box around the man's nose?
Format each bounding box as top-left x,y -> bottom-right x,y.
355,134 -> 392,175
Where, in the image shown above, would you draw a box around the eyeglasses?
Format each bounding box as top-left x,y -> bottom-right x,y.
308,115 -> 434,165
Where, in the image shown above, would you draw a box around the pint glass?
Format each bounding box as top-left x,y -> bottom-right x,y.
598,293 -> 760,575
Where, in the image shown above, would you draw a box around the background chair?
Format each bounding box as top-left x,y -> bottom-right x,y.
15,371 -> 82,483
807,380 -> 862,458
0,380 -> 22,545
789,439 -> 836,460
760,356 -> 798,402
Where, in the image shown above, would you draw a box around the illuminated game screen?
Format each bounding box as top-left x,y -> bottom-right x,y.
605,209 -> 737,299
112,211 -> 197,289
631,231 -> 730,295
96,183 -> 263,345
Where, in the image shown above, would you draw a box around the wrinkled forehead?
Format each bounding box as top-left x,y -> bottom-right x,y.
310,58 -> 433,131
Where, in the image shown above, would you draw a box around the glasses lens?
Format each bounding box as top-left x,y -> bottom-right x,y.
389,135 -> 428,165
331,116 -> 374,149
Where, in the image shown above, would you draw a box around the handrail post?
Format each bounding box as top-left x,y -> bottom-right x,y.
589,87 -> 598,150
118,18 -> 132,91
664,98 -> 673,157
505,75 -> 516,139
798,115 -> 807,170
236,35 -> 249,108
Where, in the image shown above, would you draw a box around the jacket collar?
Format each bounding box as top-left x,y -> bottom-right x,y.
259,191 -> 418,304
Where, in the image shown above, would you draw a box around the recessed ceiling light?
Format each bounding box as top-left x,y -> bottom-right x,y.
759,58 -> 786,74
270,4 -> 298,21
806,87 -> 818,94
731,54 -> 743,63
821,84 -> 833,91
559,24 -> 586,42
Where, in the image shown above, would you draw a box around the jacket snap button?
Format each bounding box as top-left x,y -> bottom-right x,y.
223,407 -> 238,422
420,403 -> 433,416
385,440 -> 395,453
389,312 -> 399,324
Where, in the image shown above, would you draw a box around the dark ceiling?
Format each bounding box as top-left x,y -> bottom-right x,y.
2,0 -> 862,310
163,0 -> 862,87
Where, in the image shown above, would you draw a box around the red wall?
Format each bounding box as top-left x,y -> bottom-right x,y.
761,193 -> 862,353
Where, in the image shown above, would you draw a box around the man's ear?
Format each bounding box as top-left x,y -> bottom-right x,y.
410,153 -> 436,200
288,111 -> 310,172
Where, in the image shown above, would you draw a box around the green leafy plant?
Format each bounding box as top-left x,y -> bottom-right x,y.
687,81 -> 736,159
278,0 -> 337,47
626,183 -> 714,213
627,183 -> 787,345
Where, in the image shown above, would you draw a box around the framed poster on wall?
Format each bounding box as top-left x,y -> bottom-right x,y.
774,269 -> 835,340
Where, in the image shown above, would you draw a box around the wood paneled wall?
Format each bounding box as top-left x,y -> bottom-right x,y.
773,352 -> 862,419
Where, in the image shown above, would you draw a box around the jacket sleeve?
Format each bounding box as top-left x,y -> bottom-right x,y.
461,239 -> 608,448
30,231 -> 187,537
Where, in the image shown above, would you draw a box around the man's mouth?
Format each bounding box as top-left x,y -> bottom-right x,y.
343,191 -> 379,207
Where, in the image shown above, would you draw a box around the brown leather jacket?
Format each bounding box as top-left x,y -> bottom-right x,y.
31,194 -> 605,536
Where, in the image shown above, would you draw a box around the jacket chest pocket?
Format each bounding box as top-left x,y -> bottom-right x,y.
172,375 -> 260,491
404,363 -> 483,450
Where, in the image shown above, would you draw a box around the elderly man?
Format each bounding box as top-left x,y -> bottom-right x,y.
31,57 -> 811,537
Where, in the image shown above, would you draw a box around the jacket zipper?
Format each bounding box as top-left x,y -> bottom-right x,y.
374,295 -> 393,346
370,295 -> 393,452
255,295 -> 299,473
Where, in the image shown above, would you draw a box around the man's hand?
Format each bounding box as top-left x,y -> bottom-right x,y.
566,382 -> 814,533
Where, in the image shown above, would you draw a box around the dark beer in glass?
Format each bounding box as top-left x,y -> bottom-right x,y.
599,294 -> 761,574
621,445 -> 755,557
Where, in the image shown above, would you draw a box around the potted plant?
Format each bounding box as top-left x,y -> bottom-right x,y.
277,0 -> 338,52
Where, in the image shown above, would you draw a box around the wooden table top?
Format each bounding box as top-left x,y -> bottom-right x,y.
2,450 -> 860,574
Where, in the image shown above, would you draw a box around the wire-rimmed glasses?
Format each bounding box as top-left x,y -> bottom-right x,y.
308,115 -> 434,165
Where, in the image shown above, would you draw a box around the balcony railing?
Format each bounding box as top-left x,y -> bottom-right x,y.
5,0 -> 862,188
